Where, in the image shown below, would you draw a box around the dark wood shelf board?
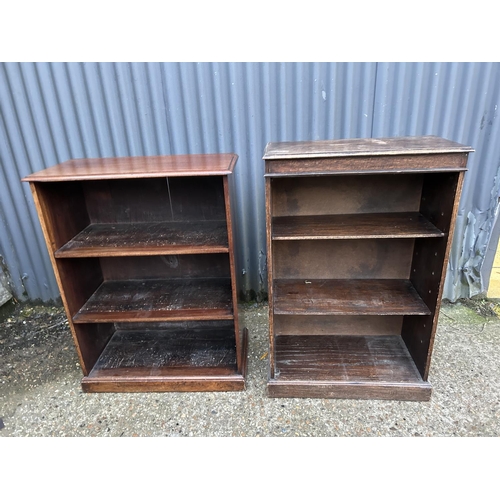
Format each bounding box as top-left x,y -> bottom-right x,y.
82,326 -> 248,392
267,380 -> 431,400
268,335 -> 431,400
272,212 -> 444,240
274,279 -> 431,316
55,221 -> 229,258
73,278 -> 233,323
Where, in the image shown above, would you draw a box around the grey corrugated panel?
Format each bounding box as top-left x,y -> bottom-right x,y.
1,62 -> 499,302
0,63 -> 58,301
372,62 -> 500,301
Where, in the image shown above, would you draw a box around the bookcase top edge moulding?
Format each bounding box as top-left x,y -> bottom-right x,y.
264,135 -> 473,401
23,153 -> 247,393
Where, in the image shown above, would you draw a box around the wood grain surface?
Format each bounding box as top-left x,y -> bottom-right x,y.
272,212 -> 444,240
274,279 -> 431,316
82,327 -> 248,392
89,325 -> 238,374
22,153 -> 238,182
274,335 -> 424,383
55,221 -> 229,257
265,153 -> 468,176
73,278 -> 233,323
263,136 -> 473,159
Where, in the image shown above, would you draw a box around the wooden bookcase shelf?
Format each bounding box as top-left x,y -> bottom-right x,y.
72,277 -> 234,323
55,220 -> 229,258
272,212 -> 444,240
264,136 -> 473,401
23,154 -> 247,393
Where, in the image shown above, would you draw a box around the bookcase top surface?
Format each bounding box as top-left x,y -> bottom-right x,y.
23,153 -> 238,182
263,136 -> 474,160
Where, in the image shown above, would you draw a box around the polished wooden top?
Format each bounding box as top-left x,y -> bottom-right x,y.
23,153 -> 238,182
263,136 -> 474,160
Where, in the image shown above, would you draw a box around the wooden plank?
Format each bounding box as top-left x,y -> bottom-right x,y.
223,176 -> 243,372
266,178 -> 276,378
55,221 -> 229,258
273,239 -> 413,280
274,315 -> 403,336
88,326 -> 237,374
270,335 -> 430,401
73,278 -> 233,323
82,375 -> 246,393
263,136 -> 473,160
274,279 -> 431,316
274,335 -> 421,383
265,153 -> 468,176
271,174 -> 423,217
267,381 -> 431,401
82,325 -> 247,393
22,153 -> 238,182
273,212 -> 444,240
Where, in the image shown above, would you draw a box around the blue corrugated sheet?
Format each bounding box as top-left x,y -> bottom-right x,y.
1,62 -> 499,302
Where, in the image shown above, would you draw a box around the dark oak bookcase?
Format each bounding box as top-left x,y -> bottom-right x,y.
264,136 -> 473,401
23,154 -> 248,392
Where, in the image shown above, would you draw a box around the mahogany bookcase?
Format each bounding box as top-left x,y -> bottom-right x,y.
23,154 -> 248,393
263,136 -> 473,400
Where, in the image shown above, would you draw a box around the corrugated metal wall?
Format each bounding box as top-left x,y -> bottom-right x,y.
1,62 -> 499,303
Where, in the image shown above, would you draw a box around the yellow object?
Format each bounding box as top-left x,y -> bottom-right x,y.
487,244 -> 500,298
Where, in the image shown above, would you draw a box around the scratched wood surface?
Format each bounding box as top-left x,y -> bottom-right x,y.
274,335 -> 424,383
55,221 -> 229,257
274,279 -> 431,316
82,328 -> 248,393
272,212 -> 444,240
73,277 -> 233,323
89,325 -> 237,374
265,153 -> 468,176
22,153 -> 238,182
263,136 -> 473,160
267,381 -> 431,400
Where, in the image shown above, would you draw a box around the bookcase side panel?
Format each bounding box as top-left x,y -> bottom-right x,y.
403,169 -> 465,378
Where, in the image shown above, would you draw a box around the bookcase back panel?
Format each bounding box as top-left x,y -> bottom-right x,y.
100,254 -> 230,280
84,179 -> 173,224
83,177 -> 226,224
273,239 -> 414,279
271,174 -> 423,217
274,315 -> 403,336
168,177 -> 226,221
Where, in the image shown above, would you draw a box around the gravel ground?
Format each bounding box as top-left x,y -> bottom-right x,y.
1,299 -> 500,437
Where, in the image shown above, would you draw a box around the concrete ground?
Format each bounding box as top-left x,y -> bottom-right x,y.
1,299 -> 500,437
